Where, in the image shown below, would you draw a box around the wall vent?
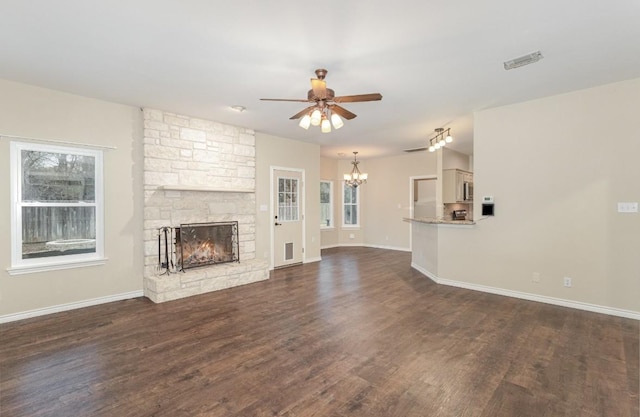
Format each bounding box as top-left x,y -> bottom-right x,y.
284,242 -> 294,261
504,51 -> 543,70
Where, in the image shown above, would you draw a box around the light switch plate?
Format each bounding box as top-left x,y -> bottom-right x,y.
617,202 -> 638,213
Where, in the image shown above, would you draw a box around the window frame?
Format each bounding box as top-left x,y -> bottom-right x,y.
8,141 -> 106,275
341,182 -> 360,228
320,180 -> 334,229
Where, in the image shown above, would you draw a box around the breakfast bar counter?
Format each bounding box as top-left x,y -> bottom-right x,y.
404,217 -> 475,226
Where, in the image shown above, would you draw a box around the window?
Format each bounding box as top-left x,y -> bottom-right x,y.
9,142 -> 104,274
320,180 -> 333,228
342,183 -> 360,227
277,176 -> 299,222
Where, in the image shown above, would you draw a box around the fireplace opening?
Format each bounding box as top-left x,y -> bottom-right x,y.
175,221 -> 239,270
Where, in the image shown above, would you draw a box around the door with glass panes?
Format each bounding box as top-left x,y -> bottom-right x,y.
273,169 -> 303,268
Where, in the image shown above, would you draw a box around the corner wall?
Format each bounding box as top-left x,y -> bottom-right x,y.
438,78 -> 640,315
255,133 -> 321,267
0,79 -> 144,320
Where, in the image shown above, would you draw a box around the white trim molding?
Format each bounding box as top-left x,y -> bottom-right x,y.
0,290 -> 144,324
411,262 -> 640,321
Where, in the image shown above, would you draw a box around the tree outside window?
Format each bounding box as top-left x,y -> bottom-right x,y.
10,141 -> 104,273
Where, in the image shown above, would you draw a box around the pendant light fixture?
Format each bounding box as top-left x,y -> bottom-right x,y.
344,151 -> 368,188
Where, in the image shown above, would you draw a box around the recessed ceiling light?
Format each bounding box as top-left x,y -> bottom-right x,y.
230,105 -> 246,112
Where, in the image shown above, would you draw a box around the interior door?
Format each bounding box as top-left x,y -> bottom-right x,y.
273,169 -> 303,268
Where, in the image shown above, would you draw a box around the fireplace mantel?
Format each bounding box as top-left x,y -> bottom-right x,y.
159,185 -> 254,193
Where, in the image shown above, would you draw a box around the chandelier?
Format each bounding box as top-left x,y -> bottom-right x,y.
427,128 -> 453,152
298,104 -> 344,133
344,152 -> 368,188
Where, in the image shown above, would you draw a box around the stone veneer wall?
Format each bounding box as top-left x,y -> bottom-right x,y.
142,108 -> 268,302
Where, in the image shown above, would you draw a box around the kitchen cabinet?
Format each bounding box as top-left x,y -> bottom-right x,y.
443,169 -> 473,203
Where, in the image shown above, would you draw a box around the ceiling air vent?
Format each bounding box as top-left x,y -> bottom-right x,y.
503,51 -> 543,70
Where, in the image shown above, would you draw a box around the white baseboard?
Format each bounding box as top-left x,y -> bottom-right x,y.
321,243 -> 410,252
364,243 -> 411,252
0,290 -> 144,324
304,256 -> 322,264
320,244 -> 340,250
411,262 -> 640,321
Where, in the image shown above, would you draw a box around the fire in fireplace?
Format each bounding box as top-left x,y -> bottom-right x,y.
175,221 -> 239,270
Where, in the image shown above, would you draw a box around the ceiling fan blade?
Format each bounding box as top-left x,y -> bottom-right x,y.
289,105 -> 316,120
330,104 -> 357,120
333,93 -> 383,103
310,78 -> 327,99
260,98 -> 312,102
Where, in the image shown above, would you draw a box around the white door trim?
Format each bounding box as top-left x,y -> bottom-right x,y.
409,175 -> 437,250
270,166 -> 306,270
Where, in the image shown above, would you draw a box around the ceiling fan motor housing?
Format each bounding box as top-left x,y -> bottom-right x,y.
308,88 -> 335,102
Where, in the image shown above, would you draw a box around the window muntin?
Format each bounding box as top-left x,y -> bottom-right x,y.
342,183 -> 359,227
10,142 -> 104,271
320,180 -> 333,228
277,176 -> 299,222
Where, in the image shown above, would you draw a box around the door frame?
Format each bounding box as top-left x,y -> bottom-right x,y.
270,166 -> 306,270
408,175 -> 437,250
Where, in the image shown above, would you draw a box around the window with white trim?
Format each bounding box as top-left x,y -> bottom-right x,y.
342,183 -> 360,227
9,141 -> 104,274
320,180 -> 333,228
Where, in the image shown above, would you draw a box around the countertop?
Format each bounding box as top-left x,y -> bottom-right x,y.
403,217 -> 475,226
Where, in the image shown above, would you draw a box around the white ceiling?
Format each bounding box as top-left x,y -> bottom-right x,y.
1,1 -> 640,159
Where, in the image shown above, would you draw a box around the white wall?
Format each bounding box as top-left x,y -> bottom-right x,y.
438,78 -> 640,315
0,79 -> 144,320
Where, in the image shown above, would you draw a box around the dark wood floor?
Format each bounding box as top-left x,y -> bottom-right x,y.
1,247 -> 638,417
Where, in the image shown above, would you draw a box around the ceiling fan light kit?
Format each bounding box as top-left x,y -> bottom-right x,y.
261,68 -> 382,133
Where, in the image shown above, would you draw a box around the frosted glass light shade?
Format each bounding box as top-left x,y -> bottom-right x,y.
299,115 -> 311,129
331,113 -> 344,129
321,118 -> 331,133
445,134 -> 453,143
310,109 -> 322,126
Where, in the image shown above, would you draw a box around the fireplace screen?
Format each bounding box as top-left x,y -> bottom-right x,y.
176,221 -> 239,270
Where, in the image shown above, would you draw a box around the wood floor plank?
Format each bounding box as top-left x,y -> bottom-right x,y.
0,247 -> 638,417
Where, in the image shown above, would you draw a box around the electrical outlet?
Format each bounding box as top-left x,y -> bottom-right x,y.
563,277 -> 572,287
532,272 -> 540,283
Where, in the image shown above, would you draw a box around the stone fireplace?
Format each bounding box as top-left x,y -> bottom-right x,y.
142,108 -> 269,303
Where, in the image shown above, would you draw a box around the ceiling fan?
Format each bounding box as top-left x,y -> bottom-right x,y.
260,68 -> 382,132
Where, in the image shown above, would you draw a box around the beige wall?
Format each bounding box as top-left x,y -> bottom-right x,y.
255,133 -> 321,267
0,79 -> 144,319
443,148 -> 471,171
438,78 -> 640,314
320,157 -> 339,248
321,152 -> 438,250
